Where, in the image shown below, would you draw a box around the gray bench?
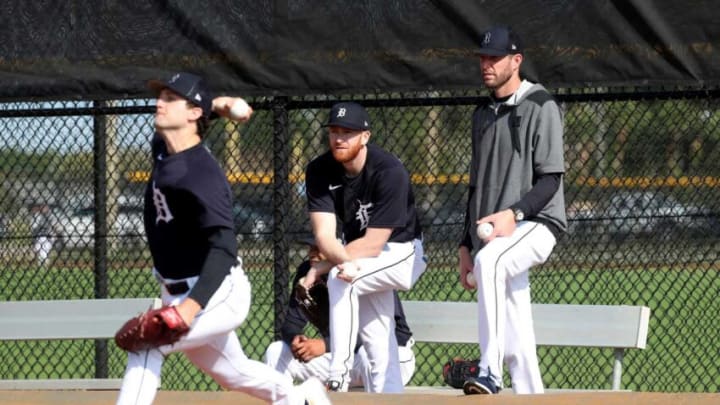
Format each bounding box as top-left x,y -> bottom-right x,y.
0,297 -> 161,390
403,300 -> 650,391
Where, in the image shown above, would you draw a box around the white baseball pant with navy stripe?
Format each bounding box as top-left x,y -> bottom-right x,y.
326,238 -> 425,393
116,260 -> 309,405
472,221 -> 556,394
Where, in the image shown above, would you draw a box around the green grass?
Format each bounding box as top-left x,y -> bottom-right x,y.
1,260 -> 718,392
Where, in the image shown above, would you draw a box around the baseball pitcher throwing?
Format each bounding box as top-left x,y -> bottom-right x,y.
114,72 -> 328,405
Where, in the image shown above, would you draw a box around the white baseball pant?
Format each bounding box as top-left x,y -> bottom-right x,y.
472,221 -> 556,394
116,260 -> 309,405
327,239 -> 425,393
264,337 -> 416,389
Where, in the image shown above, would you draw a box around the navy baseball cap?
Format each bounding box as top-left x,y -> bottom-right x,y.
475,25 -> 523,56
324,102 -> 371,131
148,72 -> 213,118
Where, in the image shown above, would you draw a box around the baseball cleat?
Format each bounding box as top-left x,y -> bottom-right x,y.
325,379 -> 345,392
463,375 -> 500,395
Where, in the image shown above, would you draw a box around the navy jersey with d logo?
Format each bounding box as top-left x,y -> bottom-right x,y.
306,144 -> 421,243
144,137 -> 236,279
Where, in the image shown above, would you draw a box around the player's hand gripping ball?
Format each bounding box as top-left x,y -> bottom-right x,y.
465,272 -> 477,288
229,98 -> 252,121
477,222 -> 494,240
337,260 -> 360,281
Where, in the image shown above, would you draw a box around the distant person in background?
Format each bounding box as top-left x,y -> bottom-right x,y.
30,204 -> 54,266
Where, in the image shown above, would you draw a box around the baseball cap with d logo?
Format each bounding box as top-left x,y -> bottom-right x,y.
148,72 -> 213,118
475,25 -> 523,56
324,102 -> 371,131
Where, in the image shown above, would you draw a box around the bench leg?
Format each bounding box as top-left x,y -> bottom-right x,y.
612,348 -> 624,390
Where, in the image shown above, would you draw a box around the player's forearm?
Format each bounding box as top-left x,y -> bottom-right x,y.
309,259 -> 334,277
315,235 -> 351,265
344,227 -> 392,259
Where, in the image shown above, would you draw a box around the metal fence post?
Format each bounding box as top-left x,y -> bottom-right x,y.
272,96 -> 290,340
93,101 -> 109,379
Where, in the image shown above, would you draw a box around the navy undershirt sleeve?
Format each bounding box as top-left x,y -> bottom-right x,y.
459,186 -> 475,250
510,173 -> 562,218
187,227 -> 236,308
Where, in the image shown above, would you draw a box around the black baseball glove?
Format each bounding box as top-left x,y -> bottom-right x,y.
442,357 -> 480,389
294,277 -> 330,336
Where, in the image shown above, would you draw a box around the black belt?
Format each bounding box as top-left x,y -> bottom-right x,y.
165,280 -> 190,295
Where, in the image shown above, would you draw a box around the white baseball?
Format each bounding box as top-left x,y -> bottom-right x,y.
229,98 -> 251,121
466,272 -> 476,287
477,222 -> 494,240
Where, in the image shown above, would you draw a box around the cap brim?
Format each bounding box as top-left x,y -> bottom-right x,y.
147,79 -> 168,94
323,122 -> 369,131
474,48 -> 511,56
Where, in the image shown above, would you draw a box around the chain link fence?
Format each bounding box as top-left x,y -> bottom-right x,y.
0,87 -> 718,391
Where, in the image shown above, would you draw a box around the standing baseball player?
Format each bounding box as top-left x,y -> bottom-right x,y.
115,72 -> 328,405
458,26 -> 567,395
264,238 -> 417,389
302,102 -> 426,393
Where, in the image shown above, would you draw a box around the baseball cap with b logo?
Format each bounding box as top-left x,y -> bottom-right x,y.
148,72 -> 213,118
475,25 -> 523,56
324,102 -> 371,131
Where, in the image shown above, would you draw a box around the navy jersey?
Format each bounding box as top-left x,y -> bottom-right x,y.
306,144 -> 421,243
144,136 -> 237,280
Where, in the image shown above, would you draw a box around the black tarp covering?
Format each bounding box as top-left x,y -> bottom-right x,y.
0,0 -> 718,99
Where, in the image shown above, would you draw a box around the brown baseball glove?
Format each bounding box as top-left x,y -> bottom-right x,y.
114,306 -> 190,352
294,277 -> 330,336
442,357 -> 480,389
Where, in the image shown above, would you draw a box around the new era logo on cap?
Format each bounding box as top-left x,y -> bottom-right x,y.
324,102 -> 371,131
476,25 -> 523,56
148,72 -> 212,118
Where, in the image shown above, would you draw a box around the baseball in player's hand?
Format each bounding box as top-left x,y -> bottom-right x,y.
337,261 -> 360,282
477,222 -> 494,241
460,269 -> 476,290
211,96 -> 253,122
477,209 -> 516,240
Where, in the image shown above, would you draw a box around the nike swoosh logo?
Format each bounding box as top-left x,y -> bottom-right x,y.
328,184 -> 342,190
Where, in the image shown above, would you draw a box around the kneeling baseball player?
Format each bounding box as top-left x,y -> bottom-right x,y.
264,238 -> 416,390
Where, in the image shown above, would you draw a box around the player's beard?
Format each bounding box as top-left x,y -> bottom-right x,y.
484,67 -> 513,91
483,58 -> 515,91
331,141 -> 364,164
